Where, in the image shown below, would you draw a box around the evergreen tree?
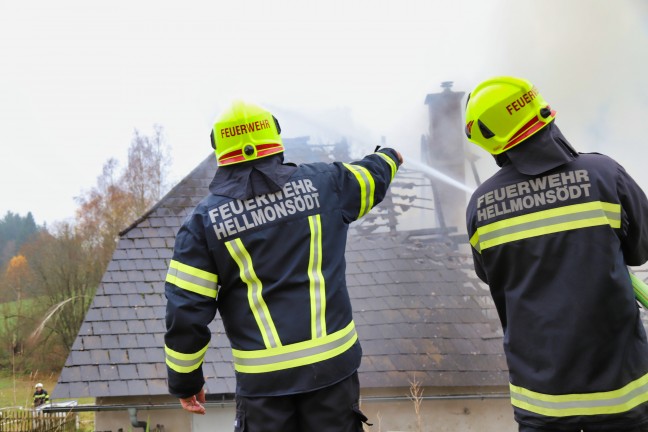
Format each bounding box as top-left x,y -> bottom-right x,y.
0,211 -> 41,269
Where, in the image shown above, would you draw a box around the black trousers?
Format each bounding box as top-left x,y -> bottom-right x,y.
519,424 -> 648,432
234,372 -> 369,432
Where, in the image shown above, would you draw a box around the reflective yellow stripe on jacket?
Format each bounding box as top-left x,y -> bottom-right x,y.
232,321 -> 358,373
226,238 -> 282,349
166,259 -> 219,298
225,215 -> 356,374
510,371 -> 648,417
375,152 -> 398,181
165,343 -> 209,374
470,201 -> 621,253
343,163 -> 376,218
308,214 -> 327,338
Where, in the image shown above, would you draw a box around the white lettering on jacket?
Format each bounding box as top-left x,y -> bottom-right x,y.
475,170 -> 592,222
208,179 -> 321,240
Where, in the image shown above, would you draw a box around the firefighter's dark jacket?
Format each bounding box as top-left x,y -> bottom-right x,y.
33,389 -> 49,407
467,129 -> 648,429
165,149 -> 400,398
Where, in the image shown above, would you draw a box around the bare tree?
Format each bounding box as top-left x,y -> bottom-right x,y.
123,124 -> 170,216
75,125 -> 171,266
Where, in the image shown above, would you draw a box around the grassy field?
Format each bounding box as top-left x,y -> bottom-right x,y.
0,297 -> 42,327
0,371 -> 58,408
0,371 -> 95,430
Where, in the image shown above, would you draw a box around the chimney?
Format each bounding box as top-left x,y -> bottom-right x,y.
422,81 -> 467,229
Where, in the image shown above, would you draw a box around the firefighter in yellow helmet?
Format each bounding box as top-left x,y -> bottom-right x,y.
165,100 -> 403,431
465,77 -> 648,432
210,100 -> 285,167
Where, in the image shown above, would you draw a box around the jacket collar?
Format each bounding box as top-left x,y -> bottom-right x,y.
497,122 -> 579,175
209,154 -> 298,200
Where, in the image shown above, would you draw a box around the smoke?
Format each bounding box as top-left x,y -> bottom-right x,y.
481,0 -> 648,188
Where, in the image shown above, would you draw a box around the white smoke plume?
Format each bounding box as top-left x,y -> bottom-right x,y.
479,0 -> 648,187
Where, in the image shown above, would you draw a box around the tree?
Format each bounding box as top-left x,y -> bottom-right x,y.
21,224 -> 103,358
0,125 -> 172,372
75,125 -> 171,267
0,254 -> 40,371
0,211 -> 40,270
123,124 -> 170,217
75,158 -> 140,265
4,255 -> 32,301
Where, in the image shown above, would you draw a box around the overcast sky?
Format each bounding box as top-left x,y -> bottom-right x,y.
1,0 -> 647,227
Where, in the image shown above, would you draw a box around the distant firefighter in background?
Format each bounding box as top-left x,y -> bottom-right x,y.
465,76 -> 648,432
33,383 -> 49,408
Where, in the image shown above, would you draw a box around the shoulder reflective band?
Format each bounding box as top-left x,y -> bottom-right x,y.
510,371 -> 648,417
225,238 -> 282,349
308,214 -> 327,339
470,201 -> 621,253
343,163 -> 376,218
375,152 -> 398,181
232,321 -> 357,374
165,343 -> 209,374
166,259 -> 219,298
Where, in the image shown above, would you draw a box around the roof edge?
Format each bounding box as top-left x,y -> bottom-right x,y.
119,153 -> 214,236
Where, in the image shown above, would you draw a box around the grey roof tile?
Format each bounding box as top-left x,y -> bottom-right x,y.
136,334 -> 157,348
118,307 -> 138,321
100,308 -> 120,321
80,365 -> 99,378
109,321 -> 129,334
127,320 -> 146,333
108,381 -> 128,395
99,365 -> 119,380
91,350 -> 110,364
59,366 -> 81,382
118,364 -> 138,380
100,335 -> 120,349
108,349 -> 129,363
137,363 -> 158,379
127,349 -> 148,363
70,350 -> 91,366
118,334 -> 139,349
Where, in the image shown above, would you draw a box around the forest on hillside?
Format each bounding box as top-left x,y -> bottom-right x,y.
0,126 -> 170,374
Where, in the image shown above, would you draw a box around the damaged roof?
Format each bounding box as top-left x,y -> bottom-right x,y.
53,139 -> 507,399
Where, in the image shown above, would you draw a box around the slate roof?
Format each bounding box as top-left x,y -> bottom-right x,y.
53,139 -> 507,400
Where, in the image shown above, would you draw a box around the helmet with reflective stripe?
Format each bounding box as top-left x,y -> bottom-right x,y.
210,100 -> 284,166
464,76 -> 556,155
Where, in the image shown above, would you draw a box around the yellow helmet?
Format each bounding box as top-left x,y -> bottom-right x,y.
464,76 -> 556,155
210,100 -> 284,166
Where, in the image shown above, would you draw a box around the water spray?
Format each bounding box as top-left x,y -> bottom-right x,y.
402,154 -> 475,195
267,105 -> 477,195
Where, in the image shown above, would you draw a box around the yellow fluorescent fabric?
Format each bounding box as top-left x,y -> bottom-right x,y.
375,152 -> 398,181
470,201 -> 621,253
166,259 -> 219,298
165,343 -> 209,374
232,321 -> 357,374
226,238 -> 282,349
510,371 -> 648,416
343,163 -> 376,218
307,214 -> 326,338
